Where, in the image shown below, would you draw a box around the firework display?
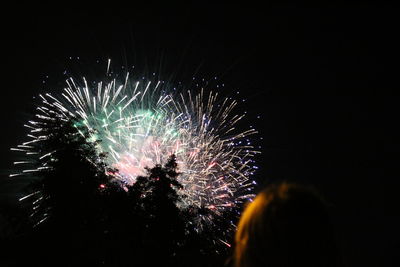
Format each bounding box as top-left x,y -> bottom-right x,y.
11,65 -> 258,230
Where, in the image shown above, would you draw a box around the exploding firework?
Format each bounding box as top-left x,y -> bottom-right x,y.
11,63 -> 259,230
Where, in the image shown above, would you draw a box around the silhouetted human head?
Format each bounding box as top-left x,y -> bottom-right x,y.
234,183 -> 338,267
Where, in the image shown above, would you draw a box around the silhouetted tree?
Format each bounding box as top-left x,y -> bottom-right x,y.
22,118 -> 118,266
127,154 -> 186,265
14,117 -> 231,266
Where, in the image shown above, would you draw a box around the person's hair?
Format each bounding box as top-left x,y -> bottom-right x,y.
233,183 -> 338,267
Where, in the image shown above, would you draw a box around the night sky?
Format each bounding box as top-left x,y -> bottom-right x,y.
0,3 -> 395,266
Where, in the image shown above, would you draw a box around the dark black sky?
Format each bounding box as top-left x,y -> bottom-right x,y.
0,3 -> 395,266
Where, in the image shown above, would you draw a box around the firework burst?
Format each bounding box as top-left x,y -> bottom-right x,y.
11,64 -> 259,231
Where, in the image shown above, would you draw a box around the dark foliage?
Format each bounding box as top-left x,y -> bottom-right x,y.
122,154 -> 186,266
19,118 -> 120,265
7,118 -> 230,266
32,119 -> 116,227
